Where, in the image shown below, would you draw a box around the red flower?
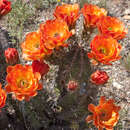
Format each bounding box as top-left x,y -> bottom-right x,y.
0,83 -> 7,109
32,60 -> 49,77
40,19 -> 73,50
86,96 -> 120,130
81,4 -> 107,28
4,48 -> 19,65
21,30 -> 52,61
90,70 -> 109,85
97,16 -> 128,40
53,3 -> 80,26
88,35 -> 122,65
67,80 -> 78,91
0,0 -> 11,17
5,64 -> 42,101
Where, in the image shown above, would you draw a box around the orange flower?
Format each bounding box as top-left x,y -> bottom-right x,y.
5,64 -> 42,101
53,3 -> 80,26
86,96 -> 120,130
32,60 -> 49,77
21,30 -> 52,61
0,83 -> 7,109
97,16 -> 128,40
90,70 -> 109,85
87,35 -> 122,65
40,19 -> 73,50
81,4 -> 107,28
0,0 -> 11,18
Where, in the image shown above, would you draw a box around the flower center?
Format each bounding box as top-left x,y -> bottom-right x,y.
108,27 -> 113,31
101,112 -> 105,117
98,109 -> 112,121
18,80 -> 29,88
99,111 -> 107,121
34,43 -> 40,49
54,33 -> 60,38
99,48 -> 107,55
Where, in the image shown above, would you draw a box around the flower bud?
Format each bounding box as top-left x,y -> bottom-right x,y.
4,48 -> 19,65
0,0 -> 11,18
90,70 -> 109,85
32,60 -> 49,77
67,80 -> 78,91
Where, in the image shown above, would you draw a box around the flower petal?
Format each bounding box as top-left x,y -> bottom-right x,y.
99,96 -> 106,105
88,104 -> 95,113
85,115 -> 93,123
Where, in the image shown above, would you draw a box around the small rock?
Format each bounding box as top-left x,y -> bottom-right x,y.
123,15 -> 130,20
124,9 -> 130,15
113,81 -> 124,89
